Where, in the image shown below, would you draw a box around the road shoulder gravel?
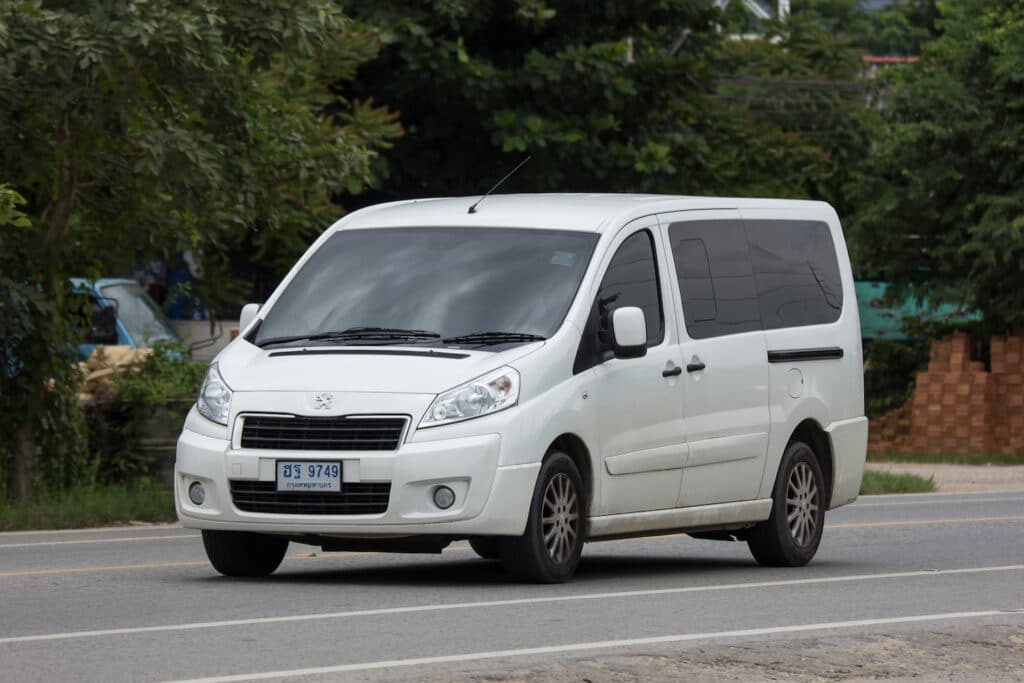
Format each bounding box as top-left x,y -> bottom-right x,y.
433,623 -> 1024,682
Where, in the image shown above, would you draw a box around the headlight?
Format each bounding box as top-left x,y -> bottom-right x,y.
419,367 -> 520,428
197,362 -> 232,425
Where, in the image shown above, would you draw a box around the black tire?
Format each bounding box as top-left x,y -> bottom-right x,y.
500,451 -> 586,583
201,530 -> 289,577
747,440 -> 825,567
468,537 -> 502,560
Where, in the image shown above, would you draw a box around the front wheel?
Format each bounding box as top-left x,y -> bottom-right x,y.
501,451 -> 585,583
202,530 -> 289,577
747,440 -> 825,567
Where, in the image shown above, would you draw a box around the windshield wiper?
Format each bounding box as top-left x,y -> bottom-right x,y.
442,331 -> 547,346
257,327 -> 440,348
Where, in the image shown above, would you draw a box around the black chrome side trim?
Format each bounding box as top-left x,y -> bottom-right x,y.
767,347 -> 844,363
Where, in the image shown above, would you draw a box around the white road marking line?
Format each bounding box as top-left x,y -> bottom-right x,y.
1,564 -> 1020,646
0,523 -> 183,538
167,608 -> 1023,682
0,534 -> 197,549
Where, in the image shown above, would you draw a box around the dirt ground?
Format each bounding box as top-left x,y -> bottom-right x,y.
446,624 -> 1024,682
864,462 -> 1024,493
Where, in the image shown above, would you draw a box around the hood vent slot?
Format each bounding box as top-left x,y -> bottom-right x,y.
267,348 -> 470,359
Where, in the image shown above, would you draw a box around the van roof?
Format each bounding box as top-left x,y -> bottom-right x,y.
340,193 -> 833,233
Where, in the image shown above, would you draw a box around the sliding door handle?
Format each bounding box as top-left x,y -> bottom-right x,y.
686,362 -> 706,373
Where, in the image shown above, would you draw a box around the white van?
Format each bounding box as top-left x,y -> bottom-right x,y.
176,194 -> 867,582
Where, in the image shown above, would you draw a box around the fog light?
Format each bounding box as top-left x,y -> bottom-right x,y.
188,482 -> 206,506
433,485 -> 455,510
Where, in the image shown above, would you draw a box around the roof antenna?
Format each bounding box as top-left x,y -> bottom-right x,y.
468,156 -> 531,214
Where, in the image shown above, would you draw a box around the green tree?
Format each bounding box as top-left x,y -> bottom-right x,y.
847,0 -> 1024,330
859,0 -> 938,56
339,0 -> 724,198
0,1 -> 398,500
708,5 -> 872,210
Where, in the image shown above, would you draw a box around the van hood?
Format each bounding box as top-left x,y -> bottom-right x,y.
217,341 -> 544,394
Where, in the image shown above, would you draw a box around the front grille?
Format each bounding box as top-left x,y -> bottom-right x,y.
230,480 -> 391,515
240,415 -> 406,451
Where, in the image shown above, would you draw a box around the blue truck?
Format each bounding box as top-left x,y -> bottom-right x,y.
70,277 -> 179,359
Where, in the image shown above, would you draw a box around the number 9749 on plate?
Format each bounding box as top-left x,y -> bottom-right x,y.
276,461 -> 341,492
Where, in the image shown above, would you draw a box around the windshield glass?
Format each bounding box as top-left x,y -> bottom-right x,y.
255,227 -> 600,346
100,282 -> 177,346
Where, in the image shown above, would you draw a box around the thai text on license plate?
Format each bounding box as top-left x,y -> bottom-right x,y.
276,461 -> 341,492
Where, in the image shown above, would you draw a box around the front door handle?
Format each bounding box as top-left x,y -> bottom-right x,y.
686,361 -> 706,373
662,365 -> 683,377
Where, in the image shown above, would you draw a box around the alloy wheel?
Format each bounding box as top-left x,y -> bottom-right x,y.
786,461 -> 819,547
541,473 -> 579,564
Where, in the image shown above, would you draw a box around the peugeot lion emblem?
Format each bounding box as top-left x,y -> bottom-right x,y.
312,392 -> 334,410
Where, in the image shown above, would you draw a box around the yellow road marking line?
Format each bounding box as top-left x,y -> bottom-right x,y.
0,560 -> 210,577
3,515 -> 1022,578
827,515 -> 1024,529
0,523 -> 183,538
0,547 -> 469,578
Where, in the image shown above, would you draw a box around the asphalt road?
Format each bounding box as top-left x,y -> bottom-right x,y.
1,490 -> 1023,682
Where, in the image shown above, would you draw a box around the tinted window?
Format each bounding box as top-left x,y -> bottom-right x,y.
597,230 -> 664,346
668,220 -> 761,339
255,227 -> 599,345
746,220 -> 843,329
574,230 -> 664,372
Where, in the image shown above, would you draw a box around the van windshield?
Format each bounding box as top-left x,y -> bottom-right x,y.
254,227 -> 599,348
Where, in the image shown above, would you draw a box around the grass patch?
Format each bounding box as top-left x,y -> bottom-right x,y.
0,481 -> 175,531
859,470 -> 936,495
867,452 -> 1024,466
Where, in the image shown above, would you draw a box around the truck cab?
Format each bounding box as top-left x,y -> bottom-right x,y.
71,278 -> 178,359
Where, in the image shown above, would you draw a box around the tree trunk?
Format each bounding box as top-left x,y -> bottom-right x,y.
5,108 -> 79,502
11,410 -> 36,502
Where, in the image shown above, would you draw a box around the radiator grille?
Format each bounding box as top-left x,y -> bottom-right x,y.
240,415 -> 406,451
229,480 -> 391,515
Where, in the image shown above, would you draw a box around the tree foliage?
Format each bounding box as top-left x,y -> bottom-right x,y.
0,0 -> 399,500
340,0 -> 724,198
708,4 -> 872,209
848,0 -> 1024,331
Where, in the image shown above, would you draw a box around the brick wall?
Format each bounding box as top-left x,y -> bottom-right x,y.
868,331 -> 1024,455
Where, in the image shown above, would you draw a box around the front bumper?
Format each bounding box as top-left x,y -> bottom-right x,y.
174,414 -> 539,537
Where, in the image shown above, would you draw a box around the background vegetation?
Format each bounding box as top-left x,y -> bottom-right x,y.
2,0 -> 1022,507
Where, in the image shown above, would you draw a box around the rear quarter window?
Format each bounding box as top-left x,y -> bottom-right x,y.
745,220 -> 843,329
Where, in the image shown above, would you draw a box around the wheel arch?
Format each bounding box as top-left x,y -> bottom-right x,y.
788,419 -> 834,507
547,433 -> 593,512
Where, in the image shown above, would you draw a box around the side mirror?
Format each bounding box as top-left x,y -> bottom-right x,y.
239,303 -> 261,333
610,306 -> 647,359
87,306 -> 119,345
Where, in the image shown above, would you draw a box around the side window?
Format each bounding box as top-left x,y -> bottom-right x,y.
745,220 -> 843,329
573,229 -> 664,373
668,220 -> 761,339
597,230 -> 664,346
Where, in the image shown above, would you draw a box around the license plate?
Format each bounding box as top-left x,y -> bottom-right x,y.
276,461 -> 341,492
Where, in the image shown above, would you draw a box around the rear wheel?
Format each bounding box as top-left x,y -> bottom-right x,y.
468,537 -> 501,560
202,530 -> 289,577
747,440 -> 825,567
501,451 -> 585,583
